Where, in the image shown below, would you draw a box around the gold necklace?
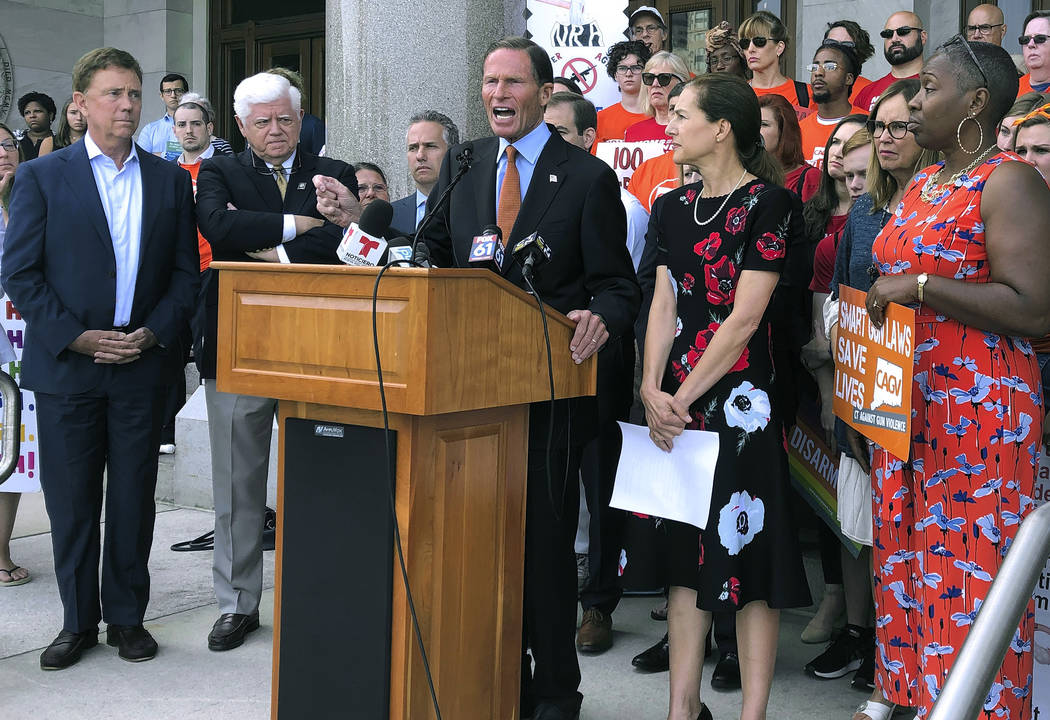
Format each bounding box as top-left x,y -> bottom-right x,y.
919,145 -> 997,203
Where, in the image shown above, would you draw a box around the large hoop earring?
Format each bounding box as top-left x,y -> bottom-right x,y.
956,115 -> 983,154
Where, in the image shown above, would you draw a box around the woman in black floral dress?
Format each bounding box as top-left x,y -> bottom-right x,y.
641,74 -> 812,720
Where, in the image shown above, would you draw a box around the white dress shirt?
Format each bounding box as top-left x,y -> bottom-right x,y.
84,132 -> 143,327
272,150 -> 297,264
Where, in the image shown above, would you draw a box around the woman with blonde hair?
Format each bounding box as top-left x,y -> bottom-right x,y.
624,51 -> 691,143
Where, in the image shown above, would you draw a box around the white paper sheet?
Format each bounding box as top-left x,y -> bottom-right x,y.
610,421 -> 719,530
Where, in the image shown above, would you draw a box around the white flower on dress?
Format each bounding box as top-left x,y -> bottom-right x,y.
723,381 -> 771,433
675,316 -> 683,338
717,491 -> 766,555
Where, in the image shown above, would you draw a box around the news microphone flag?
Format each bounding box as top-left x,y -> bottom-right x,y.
336,199 -> 393,266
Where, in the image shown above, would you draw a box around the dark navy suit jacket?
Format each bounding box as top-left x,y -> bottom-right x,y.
1,140 -> 200,394
390,192 -> 417,237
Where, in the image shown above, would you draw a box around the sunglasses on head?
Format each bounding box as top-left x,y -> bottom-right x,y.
642,72 -> 683,87
1020,34 -> 1050,45
740,36 -> 771,50
880,26 -> 920,39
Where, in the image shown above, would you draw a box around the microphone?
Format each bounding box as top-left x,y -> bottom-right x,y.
512,232 -> 551,283
336,199 -> 392,266
386,236 -> 414,266
413,241 -> 431,268
411,142 -> 475,260
468,225 -> 506,273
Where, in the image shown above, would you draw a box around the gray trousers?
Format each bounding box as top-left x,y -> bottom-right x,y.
204,379 -> 276,615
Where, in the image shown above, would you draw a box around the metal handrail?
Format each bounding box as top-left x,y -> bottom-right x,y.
928,500 -> 1050,720
0,370 -> 20,485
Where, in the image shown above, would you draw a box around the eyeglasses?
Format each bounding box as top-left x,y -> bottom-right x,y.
965,23 -> 1003,36
1019,34 -> 1050,46
707,52 -> 738,67
740,36 -> 770,50
248,147 -> 301,177
947,34 -> 988,88
642,72 -> 683,87
160,88 -> 186,97
880,26 -> 921,39
866,119 -> 910,139
806,61 -> 840,73
615,64 -> 644,75
632,24 -> 664,36
358,183 -> 388,194
0,140 -> 16,152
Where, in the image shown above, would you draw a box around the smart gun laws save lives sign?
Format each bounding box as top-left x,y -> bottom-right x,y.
832,285 -> 915,461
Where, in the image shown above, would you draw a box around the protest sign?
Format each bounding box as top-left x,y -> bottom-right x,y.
832,284 -> 915,461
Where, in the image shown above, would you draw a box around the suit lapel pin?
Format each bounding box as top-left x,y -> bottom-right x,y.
549,174 -> 558,183
297,182 -> 307,190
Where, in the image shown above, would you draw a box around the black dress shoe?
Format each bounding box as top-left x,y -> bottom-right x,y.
532,693 -> 582,720
106,625 -> 158,662
208,612 -> 260,651
698,702 -> 713,720
631,632 -> 669,672
40,629 -> 98,670
711,651 -> 741,690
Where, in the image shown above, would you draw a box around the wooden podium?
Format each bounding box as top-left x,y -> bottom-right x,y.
212,263 -> 596,720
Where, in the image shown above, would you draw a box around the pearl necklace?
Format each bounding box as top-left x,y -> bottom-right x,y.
693,168 -> 749,226
919,145 -> 996,203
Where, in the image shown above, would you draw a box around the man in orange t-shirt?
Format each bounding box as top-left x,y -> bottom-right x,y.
173,100 -> 214,272
798,41 -> 869,168
595,40 -> 652,147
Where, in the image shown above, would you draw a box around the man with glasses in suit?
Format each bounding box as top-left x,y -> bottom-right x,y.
194,71 -> 357,653
854,11 -> 926,112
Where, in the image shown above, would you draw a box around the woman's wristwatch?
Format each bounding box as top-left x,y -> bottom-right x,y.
917,272 -> 929,303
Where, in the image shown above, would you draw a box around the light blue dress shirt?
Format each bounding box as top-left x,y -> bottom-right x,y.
414,190 -> 428,228
136,113 -> 180,161
84,132 -> 143,328
495,122 -> 552,211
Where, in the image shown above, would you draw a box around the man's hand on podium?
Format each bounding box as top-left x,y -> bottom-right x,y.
567,309 -> 608,364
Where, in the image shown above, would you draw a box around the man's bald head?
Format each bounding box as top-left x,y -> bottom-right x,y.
882,11 -> 926,67
966,4 -> 1006,45
887,11 -> 923,29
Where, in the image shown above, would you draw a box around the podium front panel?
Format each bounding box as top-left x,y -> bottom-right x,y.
277,418 -> 394,719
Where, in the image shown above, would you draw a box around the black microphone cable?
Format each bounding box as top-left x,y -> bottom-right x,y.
519,269 -> 561,524
370,259 -> 443,720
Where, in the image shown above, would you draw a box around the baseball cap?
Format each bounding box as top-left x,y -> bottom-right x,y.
629,6 -> 666,27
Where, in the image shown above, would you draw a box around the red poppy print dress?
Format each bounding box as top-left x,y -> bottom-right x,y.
651,179 -> 812,612
869,154 -> 1038,718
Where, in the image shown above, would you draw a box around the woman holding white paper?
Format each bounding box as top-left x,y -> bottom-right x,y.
640,73 -> 811,720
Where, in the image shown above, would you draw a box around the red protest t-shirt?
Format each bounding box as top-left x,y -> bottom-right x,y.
809,214 -> 848,293
853,72 -> 918,113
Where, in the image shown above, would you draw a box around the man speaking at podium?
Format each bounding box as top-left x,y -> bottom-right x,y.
424,37 -> 640,720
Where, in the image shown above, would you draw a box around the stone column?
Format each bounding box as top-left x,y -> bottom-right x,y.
326,0 -> 525,200
103,0 -> 195,125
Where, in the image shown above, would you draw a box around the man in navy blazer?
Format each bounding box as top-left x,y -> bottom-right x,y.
2,48 -> 199,670
390,110 -> 460,236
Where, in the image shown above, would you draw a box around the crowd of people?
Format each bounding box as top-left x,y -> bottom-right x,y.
2,4 -> 1050,720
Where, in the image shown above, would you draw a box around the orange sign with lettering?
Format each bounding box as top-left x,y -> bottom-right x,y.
832,285 -> 915,461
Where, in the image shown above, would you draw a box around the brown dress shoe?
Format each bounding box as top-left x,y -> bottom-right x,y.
576,608 -> 612,654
